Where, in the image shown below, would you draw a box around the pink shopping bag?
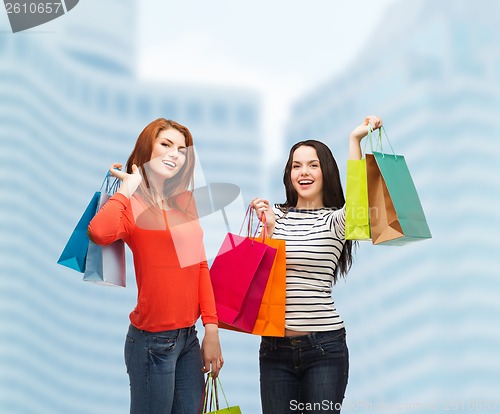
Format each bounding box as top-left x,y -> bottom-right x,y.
210,208 -> 276,332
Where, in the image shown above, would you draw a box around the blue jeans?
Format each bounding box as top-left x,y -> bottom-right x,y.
124,324 -> 205,414
259,329 -> 349,414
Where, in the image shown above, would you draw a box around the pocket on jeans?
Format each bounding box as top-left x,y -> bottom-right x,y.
149,335 -> 177,356
317,332 -> 347,356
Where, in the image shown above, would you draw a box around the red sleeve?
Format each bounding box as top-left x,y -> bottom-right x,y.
88,192 -> 133,245
198,259 -> 219,326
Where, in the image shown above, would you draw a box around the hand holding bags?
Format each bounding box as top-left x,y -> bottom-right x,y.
83,173 -> 126,286
210,207 -> 277,332
58,172 -> 127,286
220,212 -> 287,337
346,126 -> 432,245
200,374 -> 241,414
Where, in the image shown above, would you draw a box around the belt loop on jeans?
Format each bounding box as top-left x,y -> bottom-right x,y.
307,332 -> 318,348
179,325 -> 194,338
270,337 -> 278,350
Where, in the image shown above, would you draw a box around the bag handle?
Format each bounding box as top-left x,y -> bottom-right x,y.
260,212 -> 268,242
212,375 -> 220,410
200,374 -> 217,413
238,204 -> 267,242
200,373 -> 235,413
365,124 -> 397,160
99,170 -> 121,195
363,123 -> 376,155
215,376 -> 232,411
250,207 -> 268,243
238,205 -> 253,236
364,123 -> 384,154
203,374 -> 232,413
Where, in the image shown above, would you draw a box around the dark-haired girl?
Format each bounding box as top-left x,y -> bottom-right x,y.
251,115 -> 383,414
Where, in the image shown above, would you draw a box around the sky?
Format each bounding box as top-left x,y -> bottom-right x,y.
137,0 -> 398,161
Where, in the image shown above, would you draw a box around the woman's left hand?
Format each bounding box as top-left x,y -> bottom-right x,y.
349,115 -> 383,143
201,324 -> 224,378
251,197 -> 276,236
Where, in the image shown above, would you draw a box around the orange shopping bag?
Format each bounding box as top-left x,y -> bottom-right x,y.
251,235 -> 286,337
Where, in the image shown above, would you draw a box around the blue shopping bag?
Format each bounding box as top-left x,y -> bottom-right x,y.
57,172 -> 120,273
57,192 -> 100,272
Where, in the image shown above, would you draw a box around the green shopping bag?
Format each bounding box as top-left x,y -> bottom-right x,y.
200,374 -> 242,414
366,127 -> 432,245
345,158 -> 370,240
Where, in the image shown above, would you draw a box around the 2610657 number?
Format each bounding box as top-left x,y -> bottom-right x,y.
5,2 -> 62,14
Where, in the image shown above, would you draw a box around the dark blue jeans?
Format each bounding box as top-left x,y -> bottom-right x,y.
259,328 -> 349,414
124,324 -> 205,414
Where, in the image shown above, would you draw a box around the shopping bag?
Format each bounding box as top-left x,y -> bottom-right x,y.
218,215 -> 287,337
200,374 -> 242,414
57,192 -> 100,272
250,236 -> 286,337
83,173 -> 126,287
366,153 -> 400,244
210,208 -> 277,332
345,158 -> 370,240
366,127 -> 432,245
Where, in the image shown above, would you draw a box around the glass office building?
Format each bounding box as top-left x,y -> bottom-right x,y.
0,1 -> 263,412
278,0 -> 500,411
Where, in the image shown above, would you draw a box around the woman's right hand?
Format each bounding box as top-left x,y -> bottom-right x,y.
349,115 -> 383,143
110,163 -> 142,198
250,197 -> 276,236
348,115 -> 383,160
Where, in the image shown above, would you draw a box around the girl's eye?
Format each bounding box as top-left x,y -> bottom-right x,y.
179,149 -> 187,156
161,143 -> 170,147
292,165 -> 300,169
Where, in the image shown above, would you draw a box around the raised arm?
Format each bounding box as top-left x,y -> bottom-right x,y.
348,115 -> 383,160
87,162 -> 140,245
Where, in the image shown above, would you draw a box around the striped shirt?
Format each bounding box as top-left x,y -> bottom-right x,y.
272,205 -> 346,332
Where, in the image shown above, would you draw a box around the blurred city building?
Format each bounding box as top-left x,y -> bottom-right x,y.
2,0 -> 500,413
276,0 -> 500,411
0,1 -> 262,413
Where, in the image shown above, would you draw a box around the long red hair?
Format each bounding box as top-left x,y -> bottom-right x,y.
125,118 -> 195,206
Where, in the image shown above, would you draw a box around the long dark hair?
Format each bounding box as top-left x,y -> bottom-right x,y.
278,140 -> 355,283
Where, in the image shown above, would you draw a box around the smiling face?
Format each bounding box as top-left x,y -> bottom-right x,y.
290,145 -> 324,209
148,128 -> 187,186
